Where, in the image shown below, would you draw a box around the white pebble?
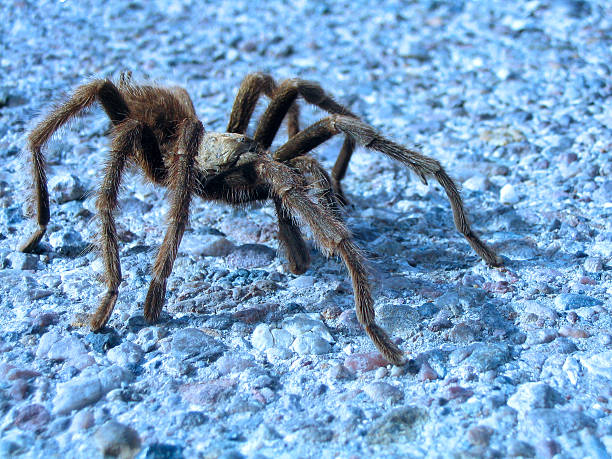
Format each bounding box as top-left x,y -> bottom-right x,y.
500,184 -> 520,204
251,324 -> 274,351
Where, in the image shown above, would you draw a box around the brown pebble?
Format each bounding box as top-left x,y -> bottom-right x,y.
14,404 -> 51,431
559,326 -> 590,339
344,352 -> 388,373
467,425 -> 494,446
418,362 -> 438,381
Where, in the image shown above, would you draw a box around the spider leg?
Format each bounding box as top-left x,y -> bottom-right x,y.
273,115 -> 503,267
253,77 -> 359,204
226,74 -> 311,273
227,72 -> 299,137
20,79 -> 130,253
143,119 -> 204,323
287,155 -> 342,218
256,158 -> 404,365
90,119 -> 145,331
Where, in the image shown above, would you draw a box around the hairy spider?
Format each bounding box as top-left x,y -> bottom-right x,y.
20,72 -> 502,365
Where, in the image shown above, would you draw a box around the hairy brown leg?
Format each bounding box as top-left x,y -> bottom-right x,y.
256,158 -> 404,365
89,119 -> 146,331
227,72 -> 300,136
288,155 -> 342,218
20,79 -> 130,253
226,73 -> 310,273
274,115 -> 503,267
253,77 -> 359,203
143,119 -> 204,323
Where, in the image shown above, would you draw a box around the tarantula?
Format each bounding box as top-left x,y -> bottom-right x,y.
20,72 -> 502,365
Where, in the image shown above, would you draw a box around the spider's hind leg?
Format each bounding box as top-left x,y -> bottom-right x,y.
20,79 -> 130,253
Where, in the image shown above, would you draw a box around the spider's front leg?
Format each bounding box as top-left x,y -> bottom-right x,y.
143,119 -> 204,322
256,158 -> 404,365
20,79 -> 130,253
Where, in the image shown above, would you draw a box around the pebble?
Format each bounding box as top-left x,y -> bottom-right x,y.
553,293 -> 603,310
225,244 -> 276,269
251,324 -> 275,351
363,382 -> 403,403
344,352 -> 388,373
507,382 -> 564,415
580,351 -> 612,380
94,420 -> 142,459
467,425 -> 494,446
168,328 -> 226,363
583,256 -> 604,272
6,252 -> 39,270
558,326 -> 589,339
499,184 -> 520,204
137,444 -> 185,459
522,409 -> 595,437
291,331 -> 332,355
179,378 -> 236,406
13,404 -> 51,431
107,341 -> 144,367
46,334 -> 88,361
48,173 -> 86,204
366,406 -> 429,445
179,233 -> 235,257
52,365 -> 133,414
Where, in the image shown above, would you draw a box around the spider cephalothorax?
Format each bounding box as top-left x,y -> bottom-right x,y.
20,72 -> 502,365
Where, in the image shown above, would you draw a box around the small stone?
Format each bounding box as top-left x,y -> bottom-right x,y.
179,378 -> 236,406
251,324 -> 274,351
46,335 -> 88,361
522,409 -> 595,437
137,443 -> 184,459
179,411 -> 208,428
13,404 -> 50,431
447,386 -> 474,401
6,252 -> 39,270
179,233 -> 234,257
291,331 -> 332,355
554,293 -> 602,310
53,365 -> 132,414
36,330 -> 61,358
463,175 -> 489,192
48,173 -> 86,203
500,184 -> 520,204
526,328 -> 558,345
288,275 -> 315,289
583,257 -> 604,272
467,425 -> 494,446
107,342 -> 144,367
364,381 -> 403,403
344,352 -> 388,373
94,420 -> 141,459
507,382 -> 564,414
281,314 -> 334,342
85,330 -> 122,353
327,363 -> 355,380
507,439 -> 535,457
534,440 -> 560,458
374,367 -> 388,379
169,328 -> 226,363
225,244 -> 275,269
48,229 -> 86,257
70,409 -> 95,431
366,406 -> 429,444
558,326 -> 589,339
580,351 -> 612,379
418,362 -> 438,381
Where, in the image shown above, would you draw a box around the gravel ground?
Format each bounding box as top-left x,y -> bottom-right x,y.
1,0 -> 611,457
